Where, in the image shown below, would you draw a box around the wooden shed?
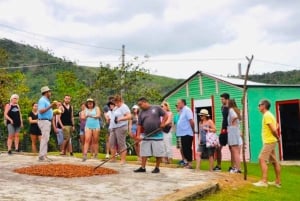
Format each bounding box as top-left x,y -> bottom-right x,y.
163,71 -> 300,162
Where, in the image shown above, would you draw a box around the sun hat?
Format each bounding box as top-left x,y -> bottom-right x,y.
41,86 -> 51,94
199,109 -> 210,116
132,105 -> 139,109
86,98 -> 94,102
103,105 -> 109,113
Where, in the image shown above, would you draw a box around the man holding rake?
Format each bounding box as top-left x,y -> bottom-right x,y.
133,97 -> 168,174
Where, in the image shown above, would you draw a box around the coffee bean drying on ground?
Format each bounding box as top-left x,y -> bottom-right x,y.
14,164 -> 118,178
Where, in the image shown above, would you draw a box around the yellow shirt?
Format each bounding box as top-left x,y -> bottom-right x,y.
262,111 -> 278,144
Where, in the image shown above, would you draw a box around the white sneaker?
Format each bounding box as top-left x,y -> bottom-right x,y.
253,181 -> 268,187
268,181 -> 282,188
105,154 -> 109,159
229,168 -> 237,173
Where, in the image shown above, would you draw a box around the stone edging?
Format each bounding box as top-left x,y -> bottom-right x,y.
154,182 -> 219,201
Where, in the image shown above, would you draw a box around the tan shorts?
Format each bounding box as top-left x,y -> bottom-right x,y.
63,126 -> 72,140
259,143 -> 277,163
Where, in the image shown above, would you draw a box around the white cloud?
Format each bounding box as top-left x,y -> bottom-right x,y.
0,0 -> 300,79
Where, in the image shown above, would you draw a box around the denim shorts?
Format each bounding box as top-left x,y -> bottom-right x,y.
197,144 -> 215,156
56,129 -> 64,145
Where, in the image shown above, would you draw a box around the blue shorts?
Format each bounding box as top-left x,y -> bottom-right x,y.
56,129 -> 64,145
79,129 -> 85,136
131,124 -> 137,135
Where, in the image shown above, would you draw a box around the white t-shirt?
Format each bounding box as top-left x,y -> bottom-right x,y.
111,103 -> 130,128
105,110 -> 113,129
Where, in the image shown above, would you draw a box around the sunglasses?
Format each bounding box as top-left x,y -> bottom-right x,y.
258,104 -> 264,107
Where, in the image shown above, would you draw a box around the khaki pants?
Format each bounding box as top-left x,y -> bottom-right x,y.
38,120 -> 51,157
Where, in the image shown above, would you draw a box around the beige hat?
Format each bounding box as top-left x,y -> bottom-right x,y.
132,105 -> 139,109
199,109 -> 210,116
41,86 -> 51,94
86,98 -> 94,102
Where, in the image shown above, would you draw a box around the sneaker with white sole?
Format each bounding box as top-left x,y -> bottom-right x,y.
213,166 -> 221,172
253,181 -> 268,187
268,181 -> 281,188
230,168 -> 242,174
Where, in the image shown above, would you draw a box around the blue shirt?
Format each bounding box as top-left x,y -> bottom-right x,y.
85,108 -> 100,129
176,106 -> 193,137
38,96 -> 53,120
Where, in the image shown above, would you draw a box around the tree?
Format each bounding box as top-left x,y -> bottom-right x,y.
0,49 -> 30,109
53,71 -> 90,109
91,60 -> 162,107
0,48 -> 8,66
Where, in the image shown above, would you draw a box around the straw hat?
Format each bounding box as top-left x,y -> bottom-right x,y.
86,98 -> 94,102
132,105 -> 139,109
199,109 -> 210,116
41,86 -> 51,94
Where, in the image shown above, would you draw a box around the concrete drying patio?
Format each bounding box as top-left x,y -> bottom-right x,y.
0,153 -> 221,201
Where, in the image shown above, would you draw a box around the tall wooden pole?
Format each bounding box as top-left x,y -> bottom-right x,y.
242,55 -> 254,180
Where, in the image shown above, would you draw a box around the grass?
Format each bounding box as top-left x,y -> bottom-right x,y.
198,161 -> 300,201
49,152 -> 300,201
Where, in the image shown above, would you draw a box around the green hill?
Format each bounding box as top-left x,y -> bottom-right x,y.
0,38 -> 182,102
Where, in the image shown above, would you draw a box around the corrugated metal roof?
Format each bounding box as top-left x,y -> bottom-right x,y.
203,72 -> 267,86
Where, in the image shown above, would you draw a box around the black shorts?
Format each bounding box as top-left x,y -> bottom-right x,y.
219,134 -> 228,146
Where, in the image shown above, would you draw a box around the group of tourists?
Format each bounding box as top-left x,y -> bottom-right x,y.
3,86 -> 281,186
192,93 -> 243,173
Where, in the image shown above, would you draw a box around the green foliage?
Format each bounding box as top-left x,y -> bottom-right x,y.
92,61 -> 164,106
52,71 -> 90,106
0,48 -> 8,66
0,69 -> 30,114
243,70 -> 300,84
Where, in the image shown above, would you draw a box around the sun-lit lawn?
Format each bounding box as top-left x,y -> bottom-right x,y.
198,161 -> 300,201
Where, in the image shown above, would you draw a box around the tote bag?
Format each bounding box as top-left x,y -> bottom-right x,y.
206,132 -> 219,148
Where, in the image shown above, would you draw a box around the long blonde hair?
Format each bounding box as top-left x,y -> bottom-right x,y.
161,101 -> 170,111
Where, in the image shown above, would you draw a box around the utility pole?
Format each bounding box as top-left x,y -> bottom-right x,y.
121,45 -> 125,96
122,44 -> 125,68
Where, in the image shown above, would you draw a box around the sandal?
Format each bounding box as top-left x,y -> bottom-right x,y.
184,165 -> 192,169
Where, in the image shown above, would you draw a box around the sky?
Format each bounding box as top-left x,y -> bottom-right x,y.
0,0 -> 300,79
